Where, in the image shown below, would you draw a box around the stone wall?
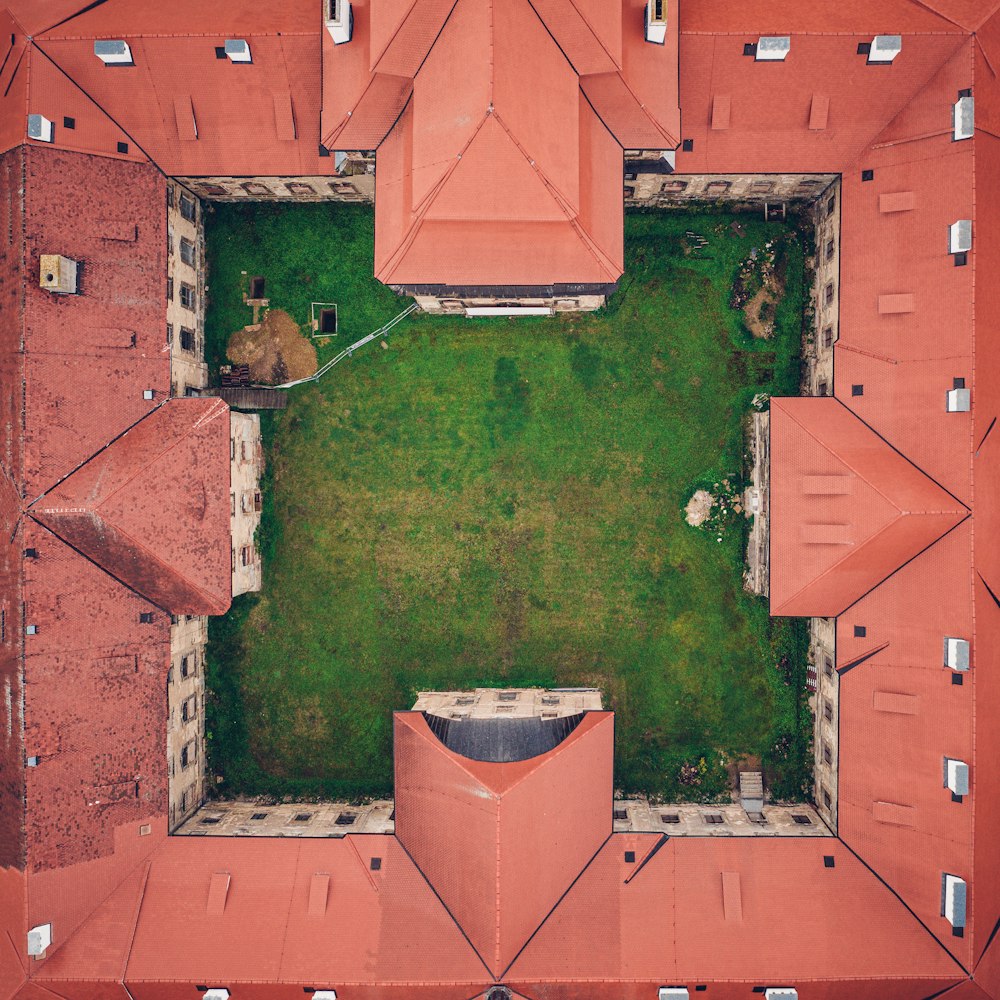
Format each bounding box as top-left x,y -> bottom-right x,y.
175,169 -> 374,204
411,292 -> 608,316
625,171 -> 837,210
804,179 -> 841,396
413,687 -> 603,719
166,179 -> 208,396
810,617 -> 839,832
230,412 -> 263,597
167,615 -> 208,831
744,410 -> 769,597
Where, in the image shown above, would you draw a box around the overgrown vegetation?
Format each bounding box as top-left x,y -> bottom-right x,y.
203,203 -> 813,804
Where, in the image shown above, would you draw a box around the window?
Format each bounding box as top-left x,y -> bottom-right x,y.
179,283 -> 195,310
139,612 -> 153,624
823,742 -> 833,765
823,789 -> 832,809
167,186 -> 174,208
862,168 -> 875,181
682,138 -> 695,151
661,179 -> 689,194
180,655 -> 190,678
825,282 -> 834,305
166,276 -> 174,301
230,492 -> 236,515
180,745 -> 190,768
625,851 -> 636,863
792,814 -> 813,826
613,808 -> 628,821
852,384 -> 864,397
200,816 -> 220,825
286,182 -> 315,197
823,701 -> 833,723
180,327 -> 195,352
180,238 -> 195,266
827,195 -> 836,216
704,813 -> 725,825
823,326 -> 834,348
198,183 -> 227,197
824,656 -> 834,678
335,813 -> 356,826
294,813 -> 312,822
498,691 -> 518,702
179,193 -> 196,222
251,812 -> 268,820
661,813 -> 681,824
817,382 -> 828,397
825,238 -> 835,261
370,856 -> 382,871
854,625 -> 867,637
117,141 -> 129,154
242,181 -> 271,197
231,437 -> 236,460
750,180 -> 775,194
166,323 -> 173,344
241,545 -> 251,566
706,180 -> 732,195
63,116 -> 76,129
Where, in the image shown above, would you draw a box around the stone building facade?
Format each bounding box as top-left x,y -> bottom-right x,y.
230,412 -> 264,597
167,614 -> 208,831
175,169 -> 373,204
808,180 -> 842,397
811,616 -> 840,832
166,179 -> 208,396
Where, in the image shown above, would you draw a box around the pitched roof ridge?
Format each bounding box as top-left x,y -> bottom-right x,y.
584,68 -> 679,148
851,32 -> 973,165
323,71 -> 413,150
906,0 -> 977,31
525,0 -> 620,74
29,39 -> 156,166
972,0 -> 1000,30
372,0 -> 462,80
369,0 -> 421,72
780,397 -> 967,516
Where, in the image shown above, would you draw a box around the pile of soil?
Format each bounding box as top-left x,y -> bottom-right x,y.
685,489 -> 714,527
227,309 -> 318,384
730,243 -> 787,340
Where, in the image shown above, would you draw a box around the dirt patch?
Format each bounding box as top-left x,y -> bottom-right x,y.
730,242 -> 786,339
685,489 -> 714,527
227,309 -> 318,384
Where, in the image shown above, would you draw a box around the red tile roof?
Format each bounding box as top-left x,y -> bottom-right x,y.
31,399 -> 232,616
769,397 -> 968,617
326,0 -> 678,288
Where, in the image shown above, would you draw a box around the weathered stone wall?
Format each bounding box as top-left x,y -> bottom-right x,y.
166,179 -> 208,396
230,412 -> 264,597
744,410 -> 769,597
175,169 -> 374,204
625,171 -> 837,209
810,616 -> 839,832
804,179 -> 841,396
412,293 -> 607,316
167,615 -> 208,831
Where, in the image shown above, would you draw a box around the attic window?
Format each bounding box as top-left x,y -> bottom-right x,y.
658,990 -> 690,1000
949,219 -> 972,254
645,0 -> 666,44
94,39 -> 133,65
954,95 -> 974,140
854,625 -> 866,637
625,850 -> 636,863
682,138 -> 694,152
868,35 -> 902,64
857,42 -> 871,55
743,42 -> 757,56
852,384 -> 863,397
117,141 -> 128,154
824,855 -> 835,868
792,814 -> 812,825
139,612 -> 154,624
755,36 -> 790,61
24,548 -> 37,558
215,46 -> 227,59
861,169 -> 874,181
27,114 -> 53,143
63,116 -> 75,129
224,39 -> 252,63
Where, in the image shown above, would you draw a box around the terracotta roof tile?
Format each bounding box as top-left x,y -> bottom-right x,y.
770,397 -> 968,617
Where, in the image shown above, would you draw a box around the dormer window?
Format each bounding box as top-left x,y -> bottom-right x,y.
756,36 -> 790,61
867,35 -> 901,64
944,636 -> 970,670
94,39 -> 133,65
325,0 -> 353,44
954,95 -> 974,140
645,0 -> 666,44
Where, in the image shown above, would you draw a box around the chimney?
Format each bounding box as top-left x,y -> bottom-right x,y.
39,254 -> 79,295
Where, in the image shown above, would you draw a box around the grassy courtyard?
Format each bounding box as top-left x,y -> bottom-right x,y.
203,202 -> 812,804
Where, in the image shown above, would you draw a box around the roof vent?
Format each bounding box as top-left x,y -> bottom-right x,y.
27,114 -> 53,143
756,36 -> 790,61
954,96 -> 974,140
868,35 -> 901,63
764,991 -> 798,1000
944,757 -> 969,797
949,220 -> 972,254
224,39 -> 251,63
39,254 -> 78,294
202,991 -> 230,1000
325,0 -> 353,44
947,387 -> 971,412
942,873 -> 967,929
94,39 -> 133,65
944,636 -> 970,671
27,923 -> 52,957
658,990 -> 689,1000
645,0 -> 666,44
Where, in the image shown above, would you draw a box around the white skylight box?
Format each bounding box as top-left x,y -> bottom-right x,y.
94,39 -> 133,65
326,0 -> 353,44
646,0 -> 667,44
27,923 -> 52,957
954,95 -> 974,140
764,990 -> 798,1000
659,989 -> 689,1000
224,39 -> 252,63
27,114 -> 53,143
949,220 -> 972,254
312,993 -> 338,1000
944,757 -> 970,796
869,35 -> 902,63
945,636 -> 970,670
756,36 -> 791,61
943,873 -> 967,929
947,388 -> 971,412
202,991 -> 230,1000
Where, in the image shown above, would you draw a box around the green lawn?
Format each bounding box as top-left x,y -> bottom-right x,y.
203,202 -> 812,804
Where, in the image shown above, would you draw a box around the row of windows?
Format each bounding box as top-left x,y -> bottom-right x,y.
195,179 -> 357,199
232,545 -> 256,570
613,808 -> 814,827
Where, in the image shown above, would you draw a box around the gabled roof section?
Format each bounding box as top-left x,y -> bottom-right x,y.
507,836 -> 967,991
327,0 -> 676,288
394,711 -> 613,976
770,397 -> 968,617
30,399 -> 232,616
